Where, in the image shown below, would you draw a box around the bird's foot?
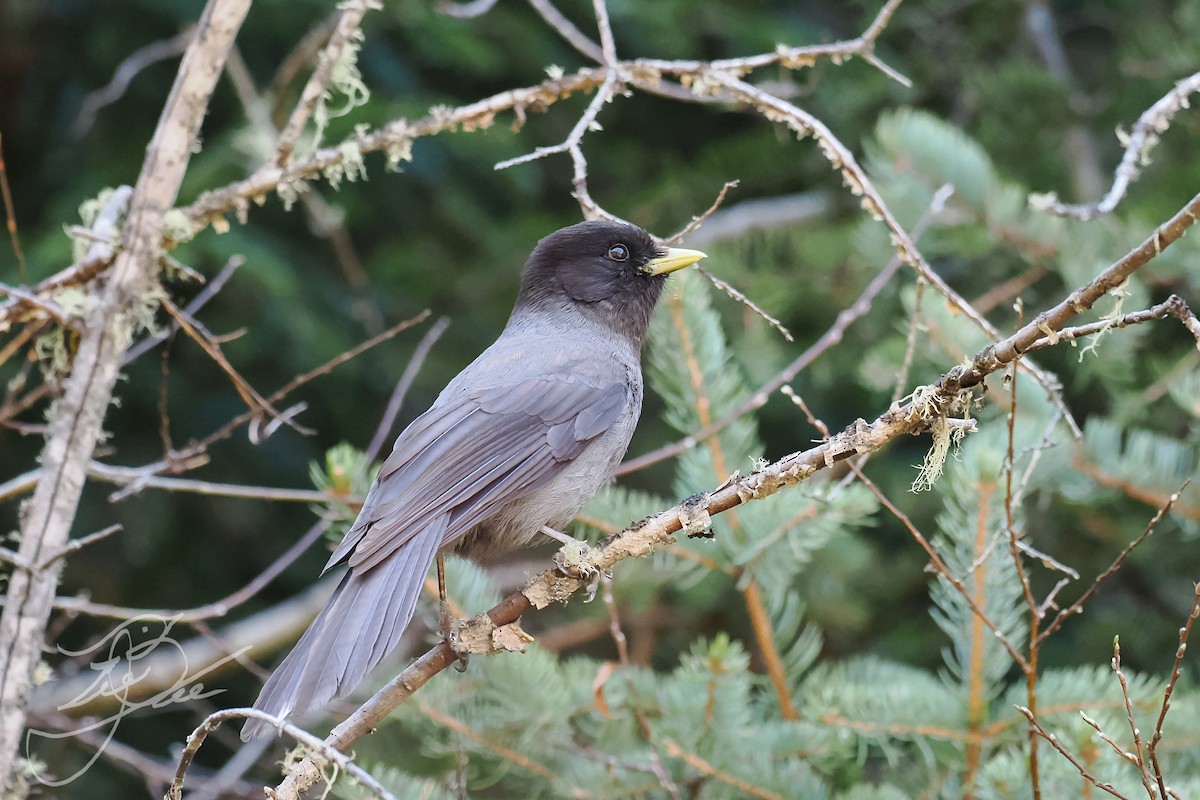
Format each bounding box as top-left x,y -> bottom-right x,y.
553,539 -> 599,582
581,568 -> 611,603
542,526 -> 608,600
441,598 -> 470,671
543,525 -> 597,577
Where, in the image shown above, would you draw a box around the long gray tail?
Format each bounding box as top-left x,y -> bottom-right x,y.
240,529 -> 441,741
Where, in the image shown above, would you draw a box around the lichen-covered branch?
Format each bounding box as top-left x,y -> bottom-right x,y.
0,0 -> 251,787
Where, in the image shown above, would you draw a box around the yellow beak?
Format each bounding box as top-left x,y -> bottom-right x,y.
643,247 -> 707,275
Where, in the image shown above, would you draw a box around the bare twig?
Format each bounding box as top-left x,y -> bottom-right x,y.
161,295 -> 296,436
710,71 -> 1080,436
1022,295 -> 1200,355
527,0 -> 603,62
71,26 -> 197,137
661,740 -> 785,800
591,0 -> 618,65
1039,70 -> 1200,220
0,134 -> 27,282
37,524 -> 121,571
1147,582 -> 1200,797
1111,638 -> 1157,797
43,518 -> 333,625
1015,706 -> 1134,800
494,67 -> 620,223
666,179 -> 740,243
698,267 -> 793,342
437,0 -> 501,19
1038,482 -> 1188,644
167,708 -> 397,800
365,316 -> 451,462
122,255 -> 244,363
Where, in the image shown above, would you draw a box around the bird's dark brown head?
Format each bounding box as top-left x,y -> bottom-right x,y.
514,220 -> 706,346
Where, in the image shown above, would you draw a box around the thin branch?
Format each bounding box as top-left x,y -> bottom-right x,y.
1015,706 -> 1134,800
123,254 -> 244,363
167,708 -> 397,800
494,68 -> 618,174
47,518 -> 332,624
274,0 -> 380,166
1148,582 -> 1200,797
160,295 -> 294,435
854,464 -> 1028,671
437,0 -> 501,19
697,267 -> 793,342
1110,639 -> 1157,798
661,739 -> 785,800
591,0 -> 618,65
527,0 -> 603,62
1021,295 -> 1199,355
365,316 -> 451,462
71,26 -> 197,138
0,134 -> 27,282
1039,70 -> 1200,220
710,71 -> 1080,436
37,524 -> 121,571
1038,482 -> 1188,644
666,179 -> 740,243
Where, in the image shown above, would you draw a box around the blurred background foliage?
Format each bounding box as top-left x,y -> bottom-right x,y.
2,0 -> 1199,796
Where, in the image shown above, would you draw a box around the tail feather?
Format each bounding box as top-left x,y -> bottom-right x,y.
240,521 -> 444,741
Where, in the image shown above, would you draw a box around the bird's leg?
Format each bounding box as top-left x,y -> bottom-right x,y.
539,524 -> 587,547
436,555 -> 469,671
541,525 -> 602,594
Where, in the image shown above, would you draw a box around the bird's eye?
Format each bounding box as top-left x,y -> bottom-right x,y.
607,244 -> 629,262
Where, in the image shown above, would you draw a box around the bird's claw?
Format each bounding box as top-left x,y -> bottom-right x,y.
554,540 -> 597,580
440,599 -> 471,670
582,568 -> 611,602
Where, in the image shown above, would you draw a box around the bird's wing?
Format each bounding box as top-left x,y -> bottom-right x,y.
325,370 -> 631,574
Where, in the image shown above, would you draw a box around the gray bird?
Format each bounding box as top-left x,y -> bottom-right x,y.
241,220 -> 705,739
